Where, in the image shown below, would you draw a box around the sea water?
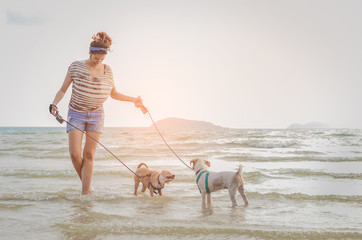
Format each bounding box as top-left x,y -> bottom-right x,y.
0,127 -> 361,239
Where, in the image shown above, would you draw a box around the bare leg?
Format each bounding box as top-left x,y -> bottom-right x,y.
238,186 -> 249,206
159,190 -> 163,196
81,131 -> 101,195
68,130 -> 84,180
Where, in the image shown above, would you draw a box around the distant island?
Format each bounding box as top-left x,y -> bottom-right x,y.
151,117 -> 225,131
288,122 -> 329,129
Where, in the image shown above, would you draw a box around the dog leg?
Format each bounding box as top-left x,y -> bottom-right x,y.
228,187 -> 238,207
134,179 -> 139,196
149,187 -> 154,197
201,192 -> 207,206
238,186 -> 249,206
141,183 -> 147,193
207,193 -> 212,205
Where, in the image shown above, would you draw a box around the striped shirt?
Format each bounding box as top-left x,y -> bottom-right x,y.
68,60 -> 114,112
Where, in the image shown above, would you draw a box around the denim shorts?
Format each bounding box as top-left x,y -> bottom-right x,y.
66,108 -> 104,134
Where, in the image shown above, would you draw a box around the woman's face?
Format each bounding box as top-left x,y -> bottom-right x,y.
90,53 -> 106,65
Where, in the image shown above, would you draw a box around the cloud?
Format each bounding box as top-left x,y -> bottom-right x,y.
6,10 -> 43,25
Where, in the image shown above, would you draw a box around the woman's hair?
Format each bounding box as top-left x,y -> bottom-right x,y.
90,32 -> 112,55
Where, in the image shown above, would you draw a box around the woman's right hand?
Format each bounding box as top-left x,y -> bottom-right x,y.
134,96 -> 148,114
134,96 -> 143,108
49,104 -> 59,117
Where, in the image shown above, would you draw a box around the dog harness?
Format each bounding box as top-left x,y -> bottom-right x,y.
196,171 -> 210,194
148,174 -> 164,194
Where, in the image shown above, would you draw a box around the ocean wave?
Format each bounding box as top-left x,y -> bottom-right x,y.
248,192 -> 362,203
1,145 -> 68,153
0,190 -> 132,202
0,203 -> 33,210
0,169 -> 75,178
331,133 -> 358,137
246,141 -> 298,149
290,150 -> 325,155
6,152 -> 69,160
0,169 -> 134,179
278,169 -> 362,180
2,189 -> 360,204
173,139 -> 299,149
218,155 -> 362,162
241,169 -> 358,183
243,171 -> 287,183
313,131 -> 325,135
56,222 -> 362,239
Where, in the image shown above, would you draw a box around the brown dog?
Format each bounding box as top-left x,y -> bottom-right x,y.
134,163 -> 175,197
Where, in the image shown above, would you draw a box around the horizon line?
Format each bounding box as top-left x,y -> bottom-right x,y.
0,126 -> 358,130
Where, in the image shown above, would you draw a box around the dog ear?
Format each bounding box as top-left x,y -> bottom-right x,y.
205,160 -> 211,167
190,159 -> 197,169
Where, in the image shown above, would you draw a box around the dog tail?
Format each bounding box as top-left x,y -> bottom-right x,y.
232,164 -> 244,183
236,164 -> 243,176
137,163 -> 148,169
235,164 -> 248,206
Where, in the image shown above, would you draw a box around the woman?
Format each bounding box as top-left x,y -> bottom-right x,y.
50,32 -> 143,195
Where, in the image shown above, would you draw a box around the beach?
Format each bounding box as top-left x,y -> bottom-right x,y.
0,127 -> 361,239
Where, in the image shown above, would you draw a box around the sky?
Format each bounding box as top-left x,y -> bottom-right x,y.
0,0 -> 361,129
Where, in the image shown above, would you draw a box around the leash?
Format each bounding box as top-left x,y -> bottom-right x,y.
50,103 -> 192,174
51,111 -> 143,178
139,105 -> 192,170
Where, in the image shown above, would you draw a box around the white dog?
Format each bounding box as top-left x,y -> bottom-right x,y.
190,159 -> 249,207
